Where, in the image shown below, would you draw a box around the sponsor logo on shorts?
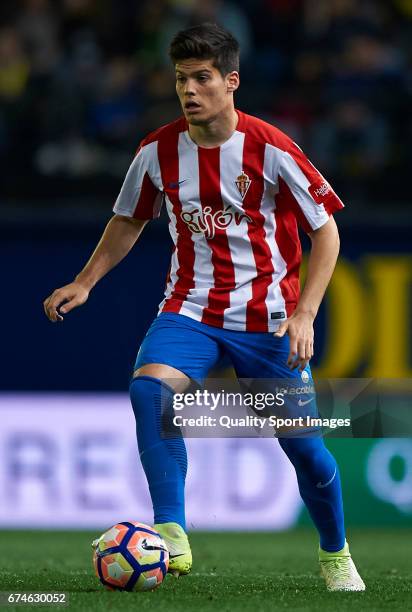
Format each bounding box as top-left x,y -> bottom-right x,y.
275,384 -> 315,395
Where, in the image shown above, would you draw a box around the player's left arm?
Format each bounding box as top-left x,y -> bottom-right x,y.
275,141 -> 344,371
274,217 -> 340,371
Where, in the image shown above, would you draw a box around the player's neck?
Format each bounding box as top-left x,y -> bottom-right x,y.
188,107 -> 238,148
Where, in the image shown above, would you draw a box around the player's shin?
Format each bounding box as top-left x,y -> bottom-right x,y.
278,437 -> 345,552
129,375 -> 187,530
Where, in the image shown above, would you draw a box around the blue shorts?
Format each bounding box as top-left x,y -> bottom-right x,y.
135,313 -> 319,430
135,312 -> 313,385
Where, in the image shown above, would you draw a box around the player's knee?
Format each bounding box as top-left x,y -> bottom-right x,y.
133,363 -> 190,393
279,437 -> 327,469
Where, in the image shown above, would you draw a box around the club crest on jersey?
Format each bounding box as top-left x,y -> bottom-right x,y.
235,171 -> 251,200
181,205 -> 252,239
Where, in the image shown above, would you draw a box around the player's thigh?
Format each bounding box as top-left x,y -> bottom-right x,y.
223,331 -> 317,428
222,332 -> 304,378
134,313 -> 222,386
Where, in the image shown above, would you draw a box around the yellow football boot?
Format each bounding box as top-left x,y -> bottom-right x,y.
154,522 -> 192,577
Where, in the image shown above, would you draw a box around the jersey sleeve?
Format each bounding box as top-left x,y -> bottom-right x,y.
113,142 -> 164,220
278,142 -> 344,233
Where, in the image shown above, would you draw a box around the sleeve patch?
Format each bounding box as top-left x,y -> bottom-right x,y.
308,180 -> 333,205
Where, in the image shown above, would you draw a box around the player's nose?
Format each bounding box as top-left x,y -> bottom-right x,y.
183,79 -> 196,94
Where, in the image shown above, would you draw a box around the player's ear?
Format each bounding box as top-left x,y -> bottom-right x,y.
226,71 -> 240,93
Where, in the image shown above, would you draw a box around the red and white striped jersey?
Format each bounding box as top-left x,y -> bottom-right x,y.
113,110 -> 344,332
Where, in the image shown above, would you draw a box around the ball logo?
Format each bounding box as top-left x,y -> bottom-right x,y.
138,537 -> 168,554
181,205 -> 252,239
235,171 -> 251,200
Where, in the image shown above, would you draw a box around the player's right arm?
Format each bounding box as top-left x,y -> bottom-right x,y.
43,215 -> 148,322
44,136 -> 163,322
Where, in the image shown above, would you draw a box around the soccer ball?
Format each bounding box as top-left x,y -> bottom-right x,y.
92,521 -> 169,591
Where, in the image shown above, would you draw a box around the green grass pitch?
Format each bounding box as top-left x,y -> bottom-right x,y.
0,529 -> 410,611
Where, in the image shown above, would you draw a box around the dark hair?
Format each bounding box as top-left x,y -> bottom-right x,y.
169,23 -> 240,75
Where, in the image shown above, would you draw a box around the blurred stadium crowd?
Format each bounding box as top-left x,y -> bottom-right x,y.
0,0 -> 411,209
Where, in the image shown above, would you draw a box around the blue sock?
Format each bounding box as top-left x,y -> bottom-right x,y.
130,375 -> 187,530
278,437 -> 345,552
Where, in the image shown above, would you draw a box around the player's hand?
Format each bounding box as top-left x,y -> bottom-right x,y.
43,282 -> 90,322
273,312 -> 314,372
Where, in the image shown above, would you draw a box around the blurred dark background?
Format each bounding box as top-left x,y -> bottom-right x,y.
1,0 -> 411,211
1,0 -> 411,390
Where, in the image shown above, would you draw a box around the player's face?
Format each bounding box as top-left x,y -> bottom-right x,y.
175,59 -> 239,125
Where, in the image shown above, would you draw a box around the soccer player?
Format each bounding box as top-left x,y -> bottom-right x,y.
44,23 -> 365,591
